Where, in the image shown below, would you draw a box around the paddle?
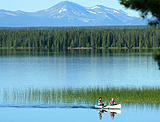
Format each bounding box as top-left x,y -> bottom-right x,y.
102,105 -> 109,108
102,104 -> 117,108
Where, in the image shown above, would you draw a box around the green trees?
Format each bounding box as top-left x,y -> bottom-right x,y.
102,32 -> 107,48
0,28 -> 160,49
119,0 -> 160,26
119,0 -> 160,68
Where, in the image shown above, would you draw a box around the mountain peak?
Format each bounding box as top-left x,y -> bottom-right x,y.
60,1 -> 71,3
44,0 -> 87,17
0,1 -> 146,27
50,1 -> 82,8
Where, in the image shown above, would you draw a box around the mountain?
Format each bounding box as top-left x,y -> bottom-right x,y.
0,1 -> 147,27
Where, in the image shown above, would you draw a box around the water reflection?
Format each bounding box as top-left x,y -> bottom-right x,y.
109,112 -> 115,119
1,49 -> 160,89
98,109 -> 121,120
99,109 -> 104,120
1,49 -> 160,57
1,49 -> 160,122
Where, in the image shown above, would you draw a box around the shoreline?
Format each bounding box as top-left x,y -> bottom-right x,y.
1,47 -> 159,50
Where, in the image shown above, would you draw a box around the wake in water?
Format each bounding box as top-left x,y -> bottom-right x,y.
0,104 -> 95,109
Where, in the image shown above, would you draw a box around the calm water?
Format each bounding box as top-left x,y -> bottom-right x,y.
0,104 -> 160,122
0,49 -> 159,89
0,49 -> 160,122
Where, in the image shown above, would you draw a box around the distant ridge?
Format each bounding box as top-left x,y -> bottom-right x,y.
0,1 -> 147,27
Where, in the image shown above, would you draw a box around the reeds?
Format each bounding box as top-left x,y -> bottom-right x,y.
2,86 -> 160,105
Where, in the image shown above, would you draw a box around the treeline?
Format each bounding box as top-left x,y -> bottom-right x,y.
0,28 -> 160,49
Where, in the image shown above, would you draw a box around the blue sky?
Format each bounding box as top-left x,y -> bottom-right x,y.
1,0 -> 140,17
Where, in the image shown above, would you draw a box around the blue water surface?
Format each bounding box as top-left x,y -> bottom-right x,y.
0,49 -> 159,89
0,49 -> 160,122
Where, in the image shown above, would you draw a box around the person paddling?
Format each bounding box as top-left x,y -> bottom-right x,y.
98,97 -> 104,106
109,98 -> 115,106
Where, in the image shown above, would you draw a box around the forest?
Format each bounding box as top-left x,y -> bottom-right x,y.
0,27 -> 160,49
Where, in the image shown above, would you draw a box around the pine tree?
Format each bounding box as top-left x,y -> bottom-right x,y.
102,33 -> 106,48
119,0 -> 160,26
139,32 -> 142,48
106,33 -> 110,48
91,32 -> 95,48
112,33 -> 116,47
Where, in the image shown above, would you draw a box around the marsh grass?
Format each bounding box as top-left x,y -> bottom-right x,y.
2,86 -> 160,105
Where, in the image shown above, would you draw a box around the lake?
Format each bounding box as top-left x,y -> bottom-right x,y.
0,49 -> 160,122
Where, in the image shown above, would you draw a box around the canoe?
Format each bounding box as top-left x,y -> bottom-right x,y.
95,104 -> 121,109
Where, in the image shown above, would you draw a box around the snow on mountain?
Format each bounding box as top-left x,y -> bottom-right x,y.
0,1 -> 146,27
87,10 -> 97,14
91,6 -> 100,9
59,8 -> 67,13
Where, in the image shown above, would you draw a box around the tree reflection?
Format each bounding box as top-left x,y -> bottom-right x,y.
153,52 -> 160,70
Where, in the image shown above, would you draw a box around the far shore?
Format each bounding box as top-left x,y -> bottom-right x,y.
0,46 -> 160,50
